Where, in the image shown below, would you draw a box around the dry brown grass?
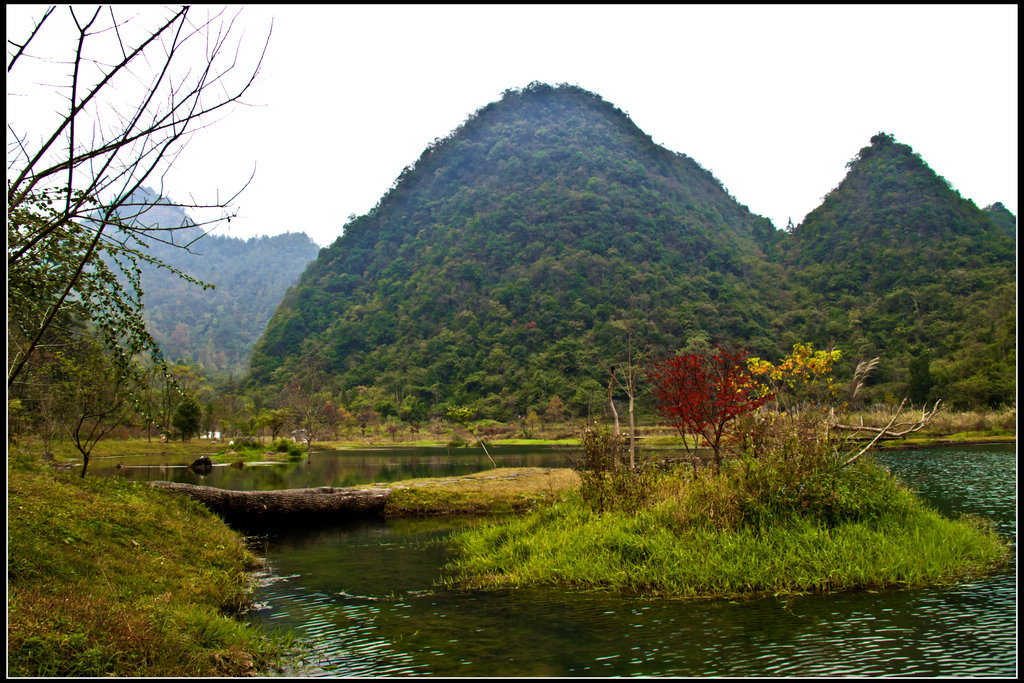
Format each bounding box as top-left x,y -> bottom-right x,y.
839,405 -> 1016,436
366,467 -> 580,516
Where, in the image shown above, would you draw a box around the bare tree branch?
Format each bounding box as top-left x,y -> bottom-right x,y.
7,6 -> 271,387
6,5 -> 55,72
830,400 -> 942,437
836,399 -> 942,468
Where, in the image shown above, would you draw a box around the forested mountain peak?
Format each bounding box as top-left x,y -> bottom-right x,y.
777,133 -> 1015,408
786,132 -> 1012,263
250,82 -> 783,413
341,82 -> 775,253
983,201 -> 1017,239
249,91 -> 1013,414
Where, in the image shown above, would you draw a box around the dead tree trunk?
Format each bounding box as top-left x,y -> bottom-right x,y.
151,481 -> 392,522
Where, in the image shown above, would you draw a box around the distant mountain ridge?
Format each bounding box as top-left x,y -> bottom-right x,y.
234,83 -> 1013,412
118,188 -> 321,376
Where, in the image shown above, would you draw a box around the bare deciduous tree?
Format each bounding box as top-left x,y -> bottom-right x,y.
7,5 -> 271,387
601,302 -> 650,470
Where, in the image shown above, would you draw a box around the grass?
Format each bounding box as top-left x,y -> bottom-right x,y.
845,405 -> 1016,439
7,448 -> 290,677
32,436 -> 218,462
442,417 -> 1012,600
877,430 -> 1016,449
369,467 -> 580,516
445,468 -> 1009,598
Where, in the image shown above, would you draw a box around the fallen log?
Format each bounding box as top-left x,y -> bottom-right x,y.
151,481 -> 393,522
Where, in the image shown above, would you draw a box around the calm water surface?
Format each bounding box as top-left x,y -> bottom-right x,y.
93,444 -> 563,489
105,443 -> 1017,676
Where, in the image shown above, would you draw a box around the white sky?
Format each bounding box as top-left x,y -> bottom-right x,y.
7,4 -> 1019,247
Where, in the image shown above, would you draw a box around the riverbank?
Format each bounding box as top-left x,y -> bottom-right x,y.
27,430 -> 1016,469
7,450 -> 289,677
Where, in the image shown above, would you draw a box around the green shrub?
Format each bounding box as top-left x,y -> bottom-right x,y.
564,425 -> 658,514
273,439 -> 304,458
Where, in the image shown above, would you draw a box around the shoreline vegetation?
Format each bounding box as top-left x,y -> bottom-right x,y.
24,405 -> 1018,465
7,450 -> 291,677
439,415 -> 1013,600
7,409 -> 1015,677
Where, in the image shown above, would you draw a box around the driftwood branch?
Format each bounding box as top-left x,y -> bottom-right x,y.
830,400 -> 941,438
840,400 -> 906,468
835,399 -> 941,468
151,481 -> 392,521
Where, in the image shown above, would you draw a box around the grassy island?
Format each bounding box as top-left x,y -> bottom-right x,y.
442,416 -> 1011,599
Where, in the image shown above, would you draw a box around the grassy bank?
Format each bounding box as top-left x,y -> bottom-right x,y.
375,467 -> 580,517
7,449 -> 289,677
442,420 -> 1011,599
445,483 -> 1008,598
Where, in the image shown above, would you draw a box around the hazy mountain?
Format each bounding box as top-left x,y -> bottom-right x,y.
116,187 -> 321,376
250,83 -> 786,418
247,86 -> 1014,414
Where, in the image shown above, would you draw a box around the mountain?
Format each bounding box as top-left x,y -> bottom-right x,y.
248,85 -> 1014,415
983,201 -> 1017,240
116,188 -> 321,376
250,83 -> 784,417
781,133 -> 1016,407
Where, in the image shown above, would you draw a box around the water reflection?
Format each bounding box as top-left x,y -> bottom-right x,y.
244,444 -> 1015,677
93,445 -> 573,489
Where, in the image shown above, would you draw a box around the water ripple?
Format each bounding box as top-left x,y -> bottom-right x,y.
249,444 -> 1016,677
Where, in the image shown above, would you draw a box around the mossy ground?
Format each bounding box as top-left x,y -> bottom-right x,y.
372,467 -> 580,516
7,449 -> 290,677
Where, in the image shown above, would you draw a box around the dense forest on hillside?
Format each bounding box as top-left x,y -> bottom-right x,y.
247,85 -> 1014,417
781,134 -> 1016,407
143,232 -> 320,375
250,83 -> 788,419
112,189 -> 321,376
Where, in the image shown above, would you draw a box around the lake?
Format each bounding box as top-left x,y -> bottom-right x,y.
101,443 -> 1017,676
90,443 -> 566,489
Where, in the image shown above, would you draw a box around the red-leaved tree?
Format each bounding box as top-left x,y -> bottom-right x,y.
647,347 -> 772,472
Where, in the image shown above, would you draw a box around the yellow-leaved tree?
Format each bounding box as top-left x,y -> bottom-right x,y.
747,343 -> 842,411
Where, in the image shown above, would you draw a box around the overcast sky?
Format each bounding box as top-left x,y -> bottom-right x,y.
7,4 -> 1018,247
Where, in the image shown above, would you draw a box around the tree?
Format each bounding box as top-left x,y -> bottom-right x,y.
647,346 -> 773,472
283,344 -> 331,461
908,351 -> 934,406
172,396 -> 202,441
7,6 -> 270,388
321,402 -> 345,440
602,310 -> 649,470
447,405 -> 496,467
543,395 -> 565,424
48,336 -> 139,477
746,343 -> 842,410
256,408 -> 293,441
